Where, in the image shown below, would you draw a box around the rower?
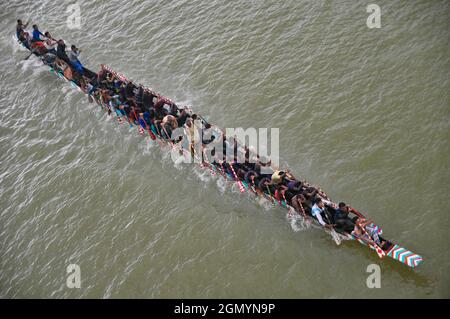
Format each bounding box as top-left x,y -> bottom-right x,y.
143,109 -> 155,128
134,86 -> 144,109
18,30 -> 31,50
287,180 -> 302,195
311,198 -> 332,227
124,81 -> 134,98
154,98 -> 168,118
56,39 -> 70,64
291,194 -> 311,216
43,32 -> 57,54
270,170 -> 289,202
244,170 -> 259,186
352,218 -> 383,246
30,40 -> 47,55
176,108 -> 190,127
271,170 -> 285,184
334,202 -> 357,232
257,176 -> 272,193
32,24 -> 44,42
68,45 -> 84,75
16,19 -> 28,39
168,102 -> 179,117
142,90 -> 155,111
162,114 -> 178,129
201,123 -> 216,145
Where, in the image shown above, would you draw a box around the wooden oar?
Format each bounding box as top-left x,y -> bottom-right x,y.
24,52 -> 33,60
219,162 -> 228,181
23,50 -> 35,60
354,219 -> 385,258
266,185 -> 274,203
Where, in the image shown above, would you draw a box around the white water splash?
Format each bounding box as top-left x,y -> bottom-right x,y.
18,57 -> 43,71
287,210 -> 312,232
139,138 -> 156,155
192,166 -> 212,183
216,178 -> 228,193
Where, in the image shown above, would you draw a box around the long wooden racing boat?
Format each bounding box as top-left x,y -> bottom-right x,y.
15,31 -> 423,269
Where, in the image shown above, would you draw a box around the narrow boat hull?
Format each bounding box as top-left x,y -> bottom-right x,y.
16,38 -> 423,269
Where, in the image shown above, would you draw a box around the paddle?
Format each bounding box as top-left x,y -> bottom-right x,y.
354,218 -> 385,258
219,162 -> 228,181
23,50 -> 35,60
266,184 -> 274,203
198,114 -> 210,127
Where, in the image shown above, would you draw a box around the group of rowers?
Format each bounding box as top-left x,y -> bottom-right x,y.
16,20 -> 386,250
16,20 -> 84,75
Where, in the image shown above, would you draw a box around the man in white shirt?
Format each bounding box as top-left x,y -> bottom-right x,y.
311,198 -> 333,228
43,31 -> 57,54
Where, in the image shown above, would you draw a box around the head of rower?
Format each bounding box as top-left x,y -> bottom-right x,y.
338,202 -> 349,213
316,198 -> 325,209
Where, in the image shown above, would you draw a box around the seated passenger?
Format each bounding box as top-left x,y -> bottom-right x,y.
56,39 -> 70,64
154,98 -> 168,119
287,180 -> 303,195
169,103 -> 179,116
352,218 -> 383,246
244,170 -> 259,186
43,32 -> 57,54
30,40 -> 47,55
334,202 -> 357,232
302,186 -> 318,207
55,58 -> 73,80
113,80 -> 122,95
271,170 -> 286,185
257,176 -> 272,193
176,108 -> 190,127
18,30 -> 31,50
68,45 -> 84,75
95,68 -> 107,88
162,114 -> 178,129
291,194 -> 311,216
311,198 -> 332,227
142,90 -> 155,111
201,123 -> 216,145
134,86 -> 144,109
31,24 -> 44,42
124,81 -> 134,98
16,19 -> 29,39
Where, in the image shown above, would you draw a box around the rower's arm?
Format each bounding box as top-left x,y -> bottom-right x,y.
315,212 -> 327,226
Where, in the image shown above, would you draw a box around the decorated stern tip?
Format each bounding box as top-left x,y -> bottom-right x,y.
386,245 -> 423,268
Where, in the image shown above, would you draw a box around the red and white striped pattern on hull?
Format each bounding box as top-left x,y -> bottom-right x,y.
93,64 -> 424,269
